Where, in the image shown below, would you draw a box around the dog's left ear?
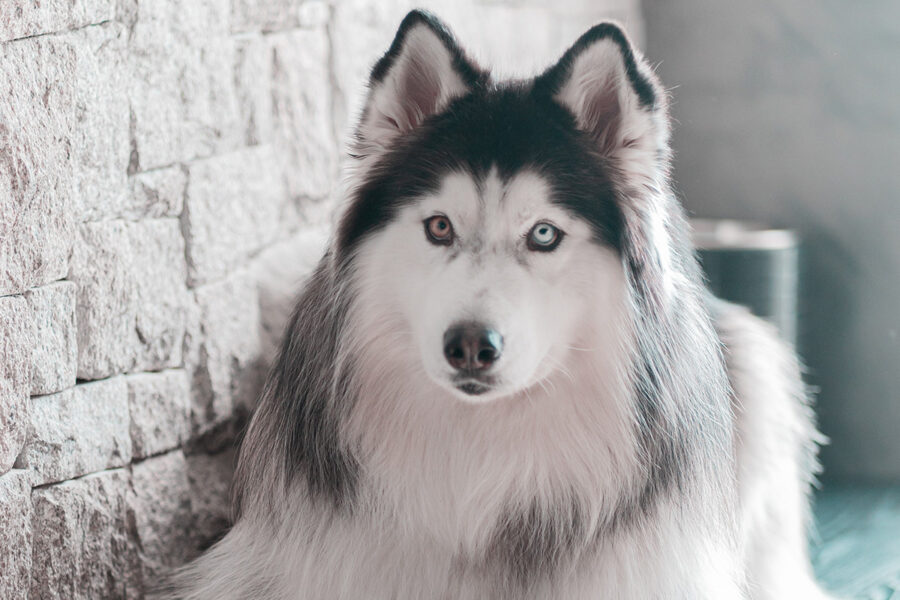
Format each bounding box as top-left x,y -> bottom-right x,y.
536,23 -> 668,173
355,10 -> 485,157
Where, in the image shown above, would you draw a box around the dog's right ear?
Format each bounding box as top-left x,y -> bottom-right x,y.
354,10 -> 484,158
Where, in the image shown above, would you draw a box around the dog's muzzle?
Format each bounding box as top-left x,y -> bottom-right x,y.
443,322 -> 503,395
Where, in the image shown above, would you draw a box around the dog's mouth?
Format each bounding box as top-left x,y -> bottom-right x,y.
453,377 -> 495,397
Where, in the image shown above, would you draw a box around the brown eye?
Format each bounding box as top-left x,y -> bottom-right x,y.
527,222 -> 563,251
424,215 -> 454,245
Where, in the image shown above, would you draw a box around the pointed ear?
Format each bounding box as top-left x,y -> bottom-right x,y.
355,10 -> 485,158
536,23 -> 668,171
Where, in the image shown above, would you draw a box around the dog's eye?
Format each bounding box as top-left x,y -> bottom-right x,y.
527,222 -> 563,251
424,215 -> 454,245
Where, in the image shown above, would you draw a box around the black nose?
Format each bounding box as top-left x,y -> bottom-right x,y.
443,322 -> 503,373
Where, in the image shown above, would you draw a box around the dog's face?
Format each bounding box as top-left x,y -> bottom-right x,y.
339,12 -> 668,403
359,168 -> 625,402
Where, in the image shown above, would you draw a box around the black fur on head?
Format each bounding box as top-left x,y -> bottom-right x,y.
338,15 -> 670,265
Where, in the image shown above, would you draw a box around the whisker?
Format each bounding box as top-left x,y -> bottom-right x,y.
566,344 -> 598,353
544,355 -> 576,384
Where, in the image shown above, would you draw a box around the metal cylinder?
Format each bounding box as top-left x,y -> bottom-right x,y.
692,219 -> 800,345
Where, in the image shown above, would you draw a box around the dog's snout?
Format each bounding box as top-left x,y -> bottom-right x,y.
443,322 -> 503,373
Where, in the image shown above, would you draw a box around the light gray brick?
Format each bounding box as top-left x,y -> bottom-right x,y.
128,370 -> 191,459
186,271 -> 263,438
2,23 -> 130,287
24,281 -> 77,396
69,23 -> 130,222
0,295 -> 32,475
129,451 -> 194,583
270,28 -> 337,204
0,36 -> 76,296
30,470 -> 137,600
231,0 -> 328,33
186,450 -> 235,549
127,165 -> 187,219
128,221 -> 190,376
297,1 -> 331,28
1,22 -> 131,286
70,219 -> 189,379
234,33 -> 275,146
69,222 -> 134,378
0,0 -> 114,42
0,470 -> 32,599
231,0 -> 299,32
15,378 -> 131,485
183,146 -> 289,286
126,0 -> 240,171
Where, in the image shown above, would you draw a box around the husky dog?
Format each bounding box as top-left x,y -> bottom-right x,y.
165,11 -> 831,600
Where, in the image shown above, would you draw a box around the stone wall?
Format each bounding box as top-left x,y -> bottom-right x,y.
0,1 -> 641,597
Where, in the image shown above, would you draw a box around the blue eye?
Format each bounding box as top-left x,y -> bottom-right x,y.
527,222 -> 563,251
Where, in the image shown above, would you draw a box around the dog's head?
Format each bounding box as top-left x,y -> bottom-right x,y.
337,11 -> 671,403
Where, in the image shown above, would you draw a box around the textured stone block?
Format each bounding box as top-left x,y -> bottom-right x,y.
234,33 -> 275,146
128,166 -> 187,219
0,295 -> 32,474
183,146 -> 289,286
70,219 -> 189,379
231,0 -> 302,32
24,281 -> 78,396
30,470 -> 137,600
0,35 -> 75,296
125,0 -> 240,171
231,0 -> 328,32
118,220 -> 188,378
253,228 -> 328,363
1,23 -> 129,289
70,23 -> 130,222
0,0 -> 114,42
269,28 -> 337,204
129,451 -> 194,583
128,370 -> 191,459
186,450 -> 235,550
296,1 -> 331,29
186,271 -> 263,437
0,470 -> 32,599
16,378 -> 131,485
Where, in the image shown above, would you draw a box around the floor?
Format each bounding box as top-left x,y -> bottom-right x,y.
812,485 -> 900,599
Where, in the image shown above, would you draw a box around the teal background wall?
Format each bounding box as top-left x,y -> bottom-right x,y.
644,0 -> 900,481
